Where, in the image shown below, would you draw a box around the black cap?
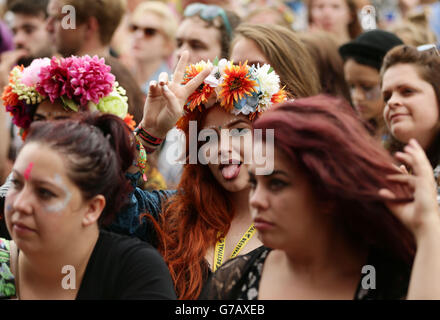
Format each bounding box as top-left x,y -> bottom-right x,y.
339,30 -> 404,70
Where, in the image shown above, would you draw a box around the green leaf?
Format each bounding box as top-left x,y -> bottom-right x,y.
268,67 -> 274,74
213,57 -> 219,66
61,96 -> 79,112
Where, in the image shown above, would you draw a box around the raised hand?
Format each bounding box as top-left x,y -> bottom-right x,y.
140,51 -> 212,139
379,139 -> 440,239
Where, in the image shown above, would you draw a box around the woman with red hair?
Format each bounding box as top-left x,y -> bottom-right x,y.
202,95 -> 440,299
110,51 -> 290,299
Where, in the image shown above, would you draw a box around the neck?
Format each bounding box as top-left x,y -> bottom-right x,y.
133,59 -> 163,87
18,226 -> 99,292
280,222 -> 367,278
229,186 -> 252,221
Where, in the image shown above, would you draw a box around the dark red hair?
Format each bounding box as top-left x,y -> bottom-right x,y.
154,107 -> 235,300
253,95 -> 416,264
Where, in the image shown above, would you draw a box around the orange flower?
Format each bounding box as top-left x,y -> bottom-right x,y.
271,88 -> 287,104
2,86 -> 18,107
183,63 -> 214,111
219,62 -> 258,112
124,114 -> 136,131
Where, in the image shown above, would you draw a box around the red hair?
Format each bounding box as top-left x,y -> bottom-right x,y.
154,108 -> 235,300
254,95 -> 416,264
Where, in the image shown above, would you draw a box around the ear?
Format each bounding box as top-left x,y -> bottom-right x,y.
85,16 -> 100,42
82,194 -> 105,227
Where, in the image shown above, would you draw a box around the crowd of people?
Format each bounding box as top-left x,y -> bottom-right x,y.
0,0 -> 440,301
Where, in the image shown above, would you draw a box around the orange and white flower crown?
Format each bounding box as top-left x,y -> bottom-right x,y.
176,58 -> 287,130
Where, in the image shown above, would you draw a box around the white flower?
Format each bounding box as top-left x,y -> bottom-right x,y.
253,64 -> 280,97
204,58 -> 230,88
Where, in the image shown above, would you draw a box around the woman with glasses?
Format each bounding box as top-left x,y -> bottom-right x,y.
175,3 -> 241,65
381,44 -> 440,202
339,29 -> 404,139
127,1 -> 177,96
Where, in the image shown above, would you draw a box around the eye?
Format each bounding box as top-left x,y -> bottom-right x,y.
269,179 -> 288,192
230,128 -> 250,137
38,188 -> 56,200
401,88 -> 414,96
383,92 -> 391,103
11,178 -> 23,190
176,39 -> 183,48
248,176 -> 257,189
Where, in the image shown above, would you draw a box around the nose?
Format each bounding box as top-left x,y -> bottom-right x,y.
13,30 -> 27,49
249,183 -> 269,212
387,91 -> 401,109
10,185 -> 34,216
350,86 -> 364,103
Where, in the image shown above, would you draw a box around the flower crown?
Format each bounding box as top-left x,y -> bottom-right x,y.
2,55 -> 135,139
176,58 -> 287,130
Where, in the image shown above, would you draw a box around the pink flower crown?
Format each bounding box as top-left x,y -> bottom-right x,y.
176,58 -> 287,130
2,55 -> 135,139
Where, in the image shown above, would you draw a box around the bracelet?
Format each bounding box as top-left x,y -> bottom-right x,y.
134,135 -> 148,182
134,125 -> 163,146
144,146 -> 157,154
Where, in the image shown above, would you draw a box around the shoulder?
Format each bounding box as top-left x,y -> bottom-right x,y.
201,246 -> 269,300
81,230 -> 176,299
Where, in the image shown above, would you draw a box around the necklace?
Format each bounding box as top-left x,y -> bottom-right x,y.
212,223 -> 256,272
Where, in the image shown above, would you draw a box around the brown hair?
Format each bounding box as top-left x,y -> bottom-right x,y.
232,23 -> 321,99
60,0 -> 126,45
381,45 -> 440,166
307,0 -> 362,40
298,31 -> 351,102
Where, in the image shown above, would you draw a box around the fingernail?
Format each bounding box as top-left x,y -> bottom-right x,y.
150,80 -> 157,87
163,85 -> 169,91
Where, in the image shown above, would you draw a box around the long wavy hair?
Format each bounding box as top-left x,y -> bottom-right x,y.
153,107 -> 235,300
254,95 -> 416,264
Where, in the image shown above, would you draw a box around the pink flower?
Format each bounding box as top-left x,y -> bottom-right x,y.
68,55 -> 115,106
35,55 -> 115,107
36,56 -> 75,102
21,58 -> 51,87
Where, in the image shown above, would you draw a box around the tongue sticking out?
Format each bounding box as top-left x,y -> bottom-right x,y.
221,164 -> 241,180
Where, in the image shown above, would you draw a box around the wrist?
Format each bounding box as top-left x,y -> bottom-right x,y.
139,121 -> 167,141
413,216 -> 440,244
135,124 -> 164,148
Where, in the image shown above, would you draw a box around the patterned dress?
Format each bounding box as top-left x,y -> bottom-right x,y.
0,238 -> 15,298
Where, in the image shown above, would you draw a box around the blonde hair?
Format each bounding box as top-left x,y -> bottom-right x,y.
131,1 -> 178,40
388,11 -> 437,47
60,0 -> 126,45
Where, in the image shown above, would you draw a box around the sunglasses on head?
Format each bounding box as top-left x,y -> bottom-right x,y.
129,24 -> 160,38
417,44 -> 440,56
183,3 -> 232,38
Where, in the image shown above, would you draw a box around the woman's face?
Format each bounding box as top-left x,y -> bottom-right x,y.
382,63 -> 439,149
249,146 -> 323,251
202,107 -> 253,193
175,17 -> 222,66
230,37 -> 270,67
5,143 -> 90,254
310,0 -> 352,36
129,12 -> 171,61
344,59 -> 383,122
34,99 -> 73,122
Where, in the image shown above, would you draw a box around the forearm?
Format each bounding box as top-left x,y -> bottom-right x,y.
407,222 -> 440,299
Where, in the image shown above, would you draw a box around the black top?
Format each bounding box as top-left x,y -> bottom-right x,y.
76,230 -> 176,300
201,246 -> 411,300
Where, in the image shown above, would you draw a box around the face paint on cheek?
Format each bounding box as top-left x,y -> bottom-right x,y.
44,174 -> 72,214
5,204 -> 12,213
24,162 -> 34,181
